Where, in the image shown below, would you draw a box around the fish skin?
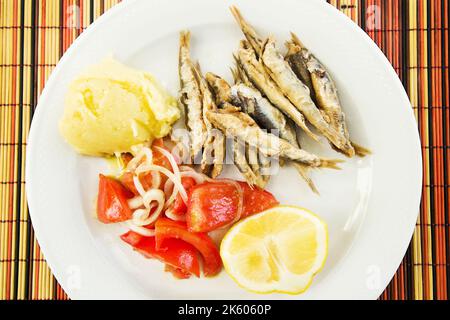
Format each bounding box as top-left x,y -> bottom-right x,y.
205,72 -> 232,107
261,37 -> 349,153
202,73 -> 264,184
178,31 -> 206,161
233,139 -> 266,188
206,110 -> 341,168
236,40 -> 318,141
290,35 -> 355,157
232,60 -> 319,191
285,39 -> 317,104
230,83 -> 298,146
228,8 -> 319,142
192,65 -> 225,178
208,66 -> 318,191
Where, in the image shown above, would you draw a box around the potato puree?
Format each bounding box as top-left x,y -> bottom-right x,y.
59,57 -> 180,156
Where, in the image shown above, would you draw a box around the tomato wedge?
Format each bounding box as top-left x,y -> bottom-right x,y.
167,176 -> 197,216
186,181 -> 239,232
120,230 -> 200,278
97,174 -> 134,223
152,138 -> 173,169
238,182 -> 279,217
155,218 -> 222,277
186,181 -> 278,232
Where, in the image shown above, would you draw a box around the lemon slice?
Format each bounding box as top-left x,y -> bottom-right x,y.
220,205 -> 328,294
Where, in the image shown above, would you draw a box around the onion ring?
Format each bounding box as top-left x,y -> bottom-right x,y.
164,208 -> 187,222
126,222 -> 155,237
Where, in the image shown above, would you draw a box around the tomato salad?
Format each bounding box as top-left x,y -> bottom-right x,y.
96,139 -> 278,278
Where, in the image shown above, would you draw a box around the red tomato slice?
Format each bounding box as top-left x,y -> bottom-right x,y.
120,230 -> 200,278
152,139 -> 172,169
238,182 -> 279,217
167,176 -> 197,216
186,181 -> 279,232
155,218 -> 222,277
97,174 -> 134,223
186,181 -> 239,232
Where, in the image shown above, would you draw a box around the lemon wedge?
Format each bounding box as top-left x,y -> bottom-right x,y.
220,205 -> 328,294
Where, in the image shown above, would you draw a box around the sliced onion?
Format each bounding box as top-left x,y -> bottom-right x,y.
162,180 -> 179,210
142,189 -> 165,210
133,175 -> 146,197
154,146 -> 181,181
131,207 -> 154,226
154,146 -> 186,205
135,164 -> 188,204
128,196 -> 144,209
129,189 -> 165,227
127,146 -> 153,171
126,222 -> 155,237
150,171 -> 161,189
165,208 -> 186,222
180,171 -> 208,184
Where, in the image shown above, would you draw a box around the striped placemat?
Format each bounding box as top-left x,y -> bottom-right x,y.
0,0 -> 448,300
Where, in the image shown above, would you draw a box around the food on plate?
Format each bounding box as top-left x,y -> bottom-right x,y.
235,40 -> 317,141
57,5 -> 376,294
97,174 -> 134,223
220,205 -> 328,294
179,31 -> 225,177
210,69 -> 318,192
232,138 -> 267,188
231,6 -> 347,153
195,65 -> 225,178
92,137 -> 282,279
206,110 -> 341,168
285,33 -> 371,157
59,57 -> 179,156
261,37 -> 350,155
155,218 -> 222,276
230,82 -> 298,147
186,180 -> 278,232
121,231 -> 200,278
230,6 -> 368,158
205,72 -> 232,106
179,31 -> 207,162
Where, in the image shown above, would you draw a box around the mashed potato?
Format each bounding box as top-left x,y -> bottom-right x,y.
59,57 -> 180,156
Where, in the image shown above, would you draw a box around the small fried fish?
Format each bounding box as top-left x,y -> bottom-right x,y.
206,110 -> 341,169
178,31 -> 206,161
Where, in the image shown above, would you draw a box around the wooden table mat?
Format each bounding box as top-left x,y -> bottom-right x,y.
0,0 -> 448,300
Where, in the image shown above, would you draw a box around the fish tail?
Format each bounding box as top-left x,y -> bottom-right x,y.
293,163 -> 319,195
319,158 -> 343,170
290,32 -> 304,48
179,30 -> 191,49
351,142 -> 372,157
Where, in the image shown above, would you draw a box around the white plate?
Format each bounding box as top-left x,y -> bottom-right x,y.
26,0 -> 422,299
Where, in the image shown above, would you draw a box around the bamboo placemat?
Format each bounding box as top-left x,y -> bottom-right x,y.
0,0 -> 448,300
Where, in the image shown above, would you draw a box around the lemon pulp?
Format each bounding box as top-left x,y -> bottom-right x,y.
220,205 -> 328,294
